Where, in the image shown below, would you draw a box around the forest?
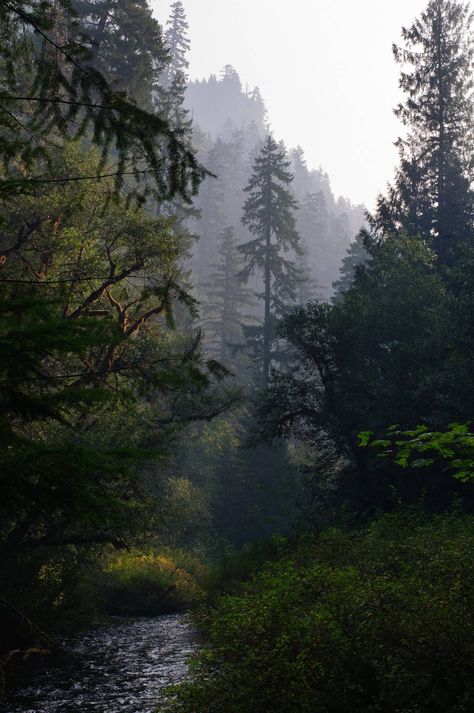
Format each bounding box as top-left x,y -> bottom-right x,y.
1,0 -> 474,711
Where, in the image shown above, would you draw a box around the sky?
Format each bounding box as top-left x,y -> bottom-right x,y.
151,0 -> 431,208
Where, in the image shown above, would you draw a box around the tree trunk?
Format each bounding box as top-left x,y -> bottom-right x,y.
436,4 -> 447,261
263,219 -> 272,387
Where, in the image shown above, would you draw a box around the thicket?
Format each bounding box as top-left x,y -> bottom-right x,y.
164,512 -> 474,713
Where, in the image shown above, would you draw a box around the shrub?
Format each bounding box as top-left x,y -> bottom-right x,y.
164,512 -> 474,713
102,549 -> 206,617
204,537 -> 289,600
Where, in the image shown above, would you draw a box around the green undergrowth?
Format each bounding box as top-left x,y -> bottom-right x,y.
203,537 -> 289,600
0,546 -> 206,695
162,511 -> 474,713
101,548 -> 207,617
0,546 -> 206,689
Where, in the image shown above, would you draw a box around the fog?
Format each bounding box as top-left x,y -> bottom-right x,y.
152,0 -> 431,207
3,2 -> 474,708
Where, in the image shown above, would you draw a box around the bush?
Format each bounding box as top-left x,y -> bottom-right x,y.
102,549 -> 206,617
164,512 -> 474,713
204,537 -> 289,599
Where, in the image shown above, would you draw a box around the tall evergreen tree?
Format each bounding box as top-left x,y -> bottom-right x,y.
220,64 -> 243,91
332,230 -> 369,302
203,227 -> 252,366
0,0 -> 205,203
74,0 -> 167,108
157,71 -> 192,136
194,139 -> 230,285
371,0 -> 474,261
240,136 -> 301,384
290,146 -> 311,199
298,191 -> 332,297
194,133 -> 252,285
154,1 -> 195,233
158,0 -> 192,136
163,0 -> 190,85
296,242 -> 320,305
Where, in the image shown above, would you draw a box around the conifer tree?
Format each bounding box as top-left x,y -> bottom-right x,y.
248,87 -> 267,126
332,230 -> 369,302
74,0 -> 167,108
240,135 -> 301,384
154,1 -> 195,229
298,191 -> 332,297
158,0 -> 191,134
163,0 -> 190,85
203,227 -> 252,365
220,64 -> 243,92
195,135 -> 250,284
290,146 -> 311,199
371,0 -> 474,261
296,242 -> 320,305
194,140 -> 229,284
0,0 -> 205,203
157,71 -> 193,136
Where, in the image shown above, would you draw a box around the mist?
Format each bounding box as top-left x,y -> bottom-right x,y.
152,0 -> 429,206
2,1 -> 474,711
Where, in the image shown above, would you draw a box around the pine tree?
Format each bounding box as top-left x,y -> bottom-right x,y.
157,71 -> 193,135
332,230 -> 369,302
153,1 -> 195,233
220,64 -> 243,92
203,227 -> 253,366
74,0 -> 168,108
298,191 -> 332,297
290,146 -> 311,199
0,0 -> 206,203
158,0 -> 192,135
371,0 -> 474,261
240,135 -> 301,384
296,242 -> 320,305
163,0 -> 190,85
248,87 -> 267,128
195,133 -> 252,285
194,139 -> 230,285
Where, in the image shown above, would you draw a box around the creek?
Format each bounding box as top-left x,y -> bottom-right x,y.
0,614 -> 195,713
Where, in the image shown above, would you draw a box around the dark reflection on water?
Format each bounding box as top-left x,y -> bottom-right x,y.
1,614 -> 195,713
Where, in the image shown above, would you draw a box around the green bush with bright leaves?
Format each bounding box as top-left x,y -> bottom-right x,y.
164,512 -> 474,713
102,549 -> 206,616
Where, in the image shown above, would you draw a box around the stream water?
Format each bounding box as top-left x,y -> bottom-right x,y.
0,614 -> 195,713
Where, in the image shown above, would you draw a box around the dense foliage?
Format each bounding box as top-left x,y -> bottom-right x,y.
0,0 -> 233,674
165,513 -> 474,713
3,0 -> 474,708
259,233 -> 474,514
164,1 -> 474,710
0,0 -> 205,203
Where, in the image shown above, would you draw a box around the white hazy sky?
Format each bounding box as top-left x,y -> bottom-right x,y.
151,0 -> 432,208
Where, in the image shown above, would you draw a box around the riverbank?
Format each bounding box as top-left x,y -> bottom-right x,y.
0,545 -> 206,694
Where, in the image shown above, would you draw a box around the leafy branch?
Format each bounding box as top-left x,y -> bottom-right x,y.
359,423 -> 474,482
